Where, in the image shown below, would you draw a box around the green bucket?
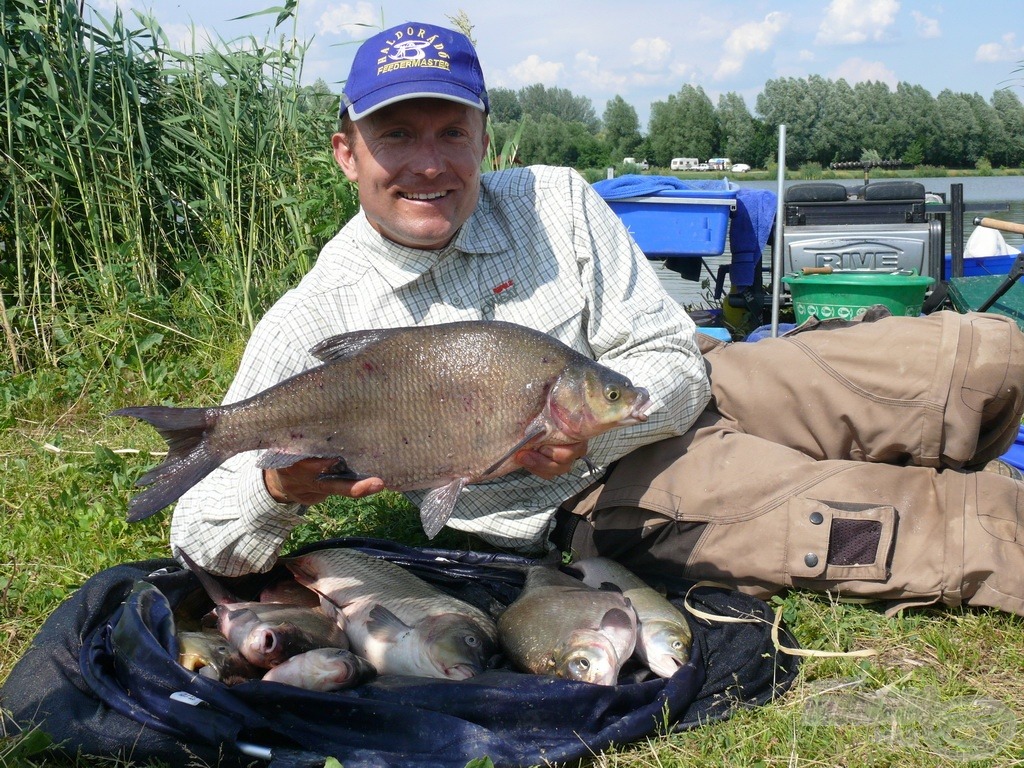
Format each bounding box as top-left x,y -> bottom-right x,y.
782,270 -> 935,324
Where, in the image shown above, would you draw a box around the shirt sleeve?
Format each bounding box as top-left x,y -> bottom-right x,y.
168,295 -> 326,577
567,169 -> 711,466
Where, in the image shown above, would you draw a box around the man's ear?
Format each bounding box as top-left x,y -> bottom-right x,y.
332,132 -> 358,182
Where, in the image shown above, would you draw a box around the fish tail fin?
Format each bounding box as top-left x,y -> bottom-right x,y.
112,405 -> 224,522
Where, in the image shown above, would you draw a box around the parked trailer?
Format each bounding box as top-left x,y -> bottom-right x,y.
670,157 -> 699,171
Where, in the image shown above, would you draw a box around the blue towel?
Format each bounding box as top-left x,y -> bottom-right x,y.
593,174 -> 735,199
729,188 -> 777,288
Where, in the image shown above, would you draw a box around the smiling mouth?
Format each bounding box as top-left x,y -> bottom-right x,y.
400,191 -> 449,201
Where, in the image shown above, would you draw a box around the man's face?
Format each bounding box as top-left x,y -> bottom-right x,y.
333,99 -> 490,250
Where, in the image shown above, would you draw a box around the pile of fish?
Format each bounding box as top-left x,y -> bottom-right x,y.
172,548 -> 693,691
113,320 -> 651,538
175,550 -> 377,692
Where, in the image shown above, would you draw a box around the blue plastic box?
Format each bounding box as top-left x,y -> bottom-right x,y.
943,252 -> 1020,279
604,189 -> 738,257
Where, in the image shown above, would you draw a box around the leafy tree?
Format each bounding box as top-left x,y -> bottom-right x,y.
487,86 -> 522,123
935,90 -> 983,165
648,84 -> 718,166
966,92 -> 1007,165
890,83 -> 941,165
991,89 -> 1024,166
717,92 -> 757,165
602,95 -> 642,162
516,83 -> 600,132
517,114 -> 607,167
756,77 -> 818,167
851,80 -> 896,158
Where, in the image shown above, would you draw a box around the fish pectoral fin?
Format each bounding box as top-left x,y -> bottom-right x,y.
419,478 -> 467,539
600,607 -> 638,660
482,423 -> 550,476
317,595 -> 346,631
257,451 -> 309,470
365,604 -> 413,643
317,457 -> 367,481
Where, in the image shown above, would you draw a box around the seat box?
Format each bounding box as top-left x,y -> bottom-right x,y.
604,189 -> 738,257
782,222 -> 943,278
784,181 -> 926,226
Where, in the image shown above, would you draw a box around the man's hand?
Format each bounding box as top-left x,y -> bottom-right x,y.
264,458 -> 385,506
516,441 -> 589,481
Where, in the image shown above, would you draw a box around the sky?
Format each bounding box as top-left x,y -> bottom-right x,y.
88,0 -> 1024,127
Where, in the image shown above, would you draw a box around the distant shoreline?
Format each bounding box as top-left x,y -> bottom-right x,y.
680,167 -> 1024,182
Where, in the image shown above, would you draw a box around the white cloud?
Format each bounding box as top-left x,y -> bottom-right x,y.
831,57 -> 898,89
975,33 -> 1024,63
798,49 -> 815,62
630,37 -> 672,69
507,54 -> 564,86
816,0 -> 899,45
910,10 -> 940,39
316,2 -> 379,38
572,50 -> 628,90
714,11 -> 787,80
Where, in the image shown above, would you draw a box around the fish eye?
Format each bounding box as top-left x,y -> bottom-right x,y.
464,634 -> 480,647
671,639 -> 685,651
605,385 -> 621,402
575,657 -> 590,670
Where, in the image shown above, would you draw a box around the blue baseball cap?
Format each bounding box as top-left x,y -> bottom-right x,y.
341,22 -> 489,121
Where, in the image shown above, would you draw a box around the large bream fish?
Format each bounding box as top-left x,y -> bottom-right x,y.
497,564 -> 637,686
114,320 -> 651,537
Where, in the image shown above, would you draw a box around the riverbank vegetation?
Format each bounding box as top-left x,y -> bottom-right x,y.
3,3 -> 1024,766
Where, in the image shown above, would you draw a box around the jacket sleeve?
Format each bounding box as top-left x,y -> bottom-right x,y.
568,169 -> 711,467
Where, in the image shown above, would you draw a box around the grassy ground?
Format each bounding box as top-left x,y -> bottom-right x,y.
2,340 -> 1024,768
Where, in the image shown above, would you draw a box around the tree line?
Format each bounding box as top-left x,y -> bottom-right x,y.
488,78 -> 1024,171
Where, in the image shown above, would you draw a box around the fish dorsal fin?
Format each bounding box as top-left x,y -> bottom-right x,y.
481,422 -> 550,476
309,329 -> 403,363
419,478 -> 467,539
366,604 -> 413,643
599,606 -> 638,660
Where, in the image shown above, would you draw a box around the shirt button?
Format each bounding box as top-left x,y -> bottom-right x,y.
809,512 -> 824,525
452,297 -> 464,307
804,553 -> 819,568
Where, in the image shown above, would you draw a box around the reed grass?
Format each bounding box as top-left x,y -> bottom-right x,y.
0,0 -> 356,376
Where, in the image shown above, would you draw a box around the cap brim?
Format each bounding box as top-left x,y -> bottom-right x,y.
345,84 -> 486,121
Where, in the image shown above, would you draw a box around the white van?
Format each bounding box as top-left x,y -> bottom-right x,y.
670,157 -> 699,171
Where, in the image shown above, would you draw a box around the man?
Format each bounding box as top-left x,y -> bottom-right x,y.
170,21 -> 711,574
171,22 -> 1024,618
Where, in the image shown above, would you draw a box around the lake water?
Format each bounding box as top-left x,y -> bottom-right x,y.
651,174 -> 1024,309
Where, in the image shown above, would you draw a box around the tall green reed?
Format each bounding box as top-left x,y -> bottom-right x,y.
0,0 -> 357,378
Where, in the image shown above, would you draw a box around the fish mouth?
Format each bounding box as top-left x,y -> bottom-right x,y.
627,388 -> 652,423
444,663 -> 482,680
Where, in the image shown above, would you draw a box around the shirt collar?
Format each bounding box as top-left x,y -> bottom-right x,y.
356,184 -> 514,289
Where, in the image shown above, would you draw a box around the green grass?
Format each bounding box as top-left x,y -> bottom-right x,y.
3,348 -> 1024,767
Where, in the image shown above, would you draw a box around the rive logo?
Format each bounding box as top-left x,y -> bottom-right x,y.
811,240 -> 902,270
